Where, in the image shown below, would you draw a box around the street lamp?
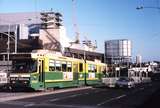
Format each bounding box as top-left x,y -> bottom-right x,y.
7,24 -> 10,73
136,6 -> 160,10
82,41 -> 88,86
84,49 -> 87,86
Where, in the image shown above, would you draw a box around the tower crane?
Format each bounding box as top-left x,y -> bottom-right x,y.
72,0 -> 80,44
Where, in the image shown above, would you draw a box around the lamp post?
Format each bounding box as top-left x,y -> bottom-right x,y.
136,6 -> 160,10
7,24 -> 10,73
136,5 -> 160,82
84,49 -> 87,86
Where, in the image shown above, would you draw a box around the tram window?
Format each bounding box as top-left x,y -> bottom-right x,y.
13,60 -> 37,73
79,63 -> 83,72
88,64 -> 92,72
62,61 -> 67,72
49,59 -> 55,72
88,64 -> 97,72
67,62 -> 72,72
49,66 -> 55,71
55,60 -> 61,71
30,60 -> 37,72
94,65 -> 97,72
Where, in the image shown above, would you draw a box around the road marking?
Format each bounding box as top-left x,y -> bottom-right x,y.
24,103 -> 35,107
68,94 -> 78,98
27,103 -> 89,108
50,98 -> 60,102
97,94 -> 126,106
115,94 -> 126,99
50,93 -> 83,102
140,87 -> 144,90
85,93 -> 89,95
2,101 -> 35,106
49,90 -> 105,103
94,91 -> 100,93
68,94 -> 82,98
94,89 -> 107,93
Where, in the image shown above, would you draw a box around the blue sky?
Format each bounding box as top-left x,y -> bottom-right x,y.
0,0 -> 160,62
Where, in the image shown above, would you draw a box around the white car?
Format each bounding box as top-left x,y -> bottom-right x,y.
115,77 -> 135,88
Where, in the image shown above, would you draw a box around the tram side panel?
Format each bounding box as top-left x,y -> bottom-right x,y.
41,57 -> 76,89
86,62 -> 106,85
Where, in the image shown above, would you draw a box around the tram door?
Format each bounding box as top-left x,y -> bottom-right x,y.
73,63 -> 79,85
38,59 -> 45,88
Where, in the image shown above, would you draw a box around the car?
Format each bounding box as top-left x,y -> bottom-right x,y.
115,77 -> 135,89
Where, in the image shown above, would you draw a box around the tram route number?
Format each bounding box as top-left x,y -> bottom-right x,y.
10,77 -> 30,81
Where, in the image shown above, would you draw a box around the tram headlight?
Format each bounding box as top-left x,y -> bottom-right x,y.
12,81 -> 16,84
24,81 -> 27,84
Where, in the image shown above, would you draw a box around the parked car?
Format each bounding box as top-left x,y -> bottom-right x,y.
115,77 -> 135,89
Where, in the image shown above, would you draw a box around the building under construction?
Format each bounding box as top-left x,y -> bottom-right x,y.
0,11 -> 104,62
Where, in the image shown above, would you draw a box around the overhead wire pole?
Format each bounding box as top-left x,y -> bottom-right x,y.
7,24 -> 10,73
72,0 -> 87,85
136,0 -> 160,82
15,25 -> 17,53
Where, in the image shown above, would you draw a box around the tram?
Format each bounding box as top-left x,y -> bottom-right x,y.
9,50 -> 107,90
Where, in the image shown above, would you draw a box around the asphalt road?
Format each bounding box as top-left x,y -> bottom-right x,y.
0,82 -> 160,108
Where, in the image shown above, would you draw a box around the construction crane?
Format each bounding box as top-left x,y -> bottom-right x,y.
83,36 -> 97,51
72,0 -> 80,44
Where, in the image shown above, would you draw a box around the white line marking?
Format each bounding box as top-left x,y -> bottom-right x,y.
50,98 -> 60,102
97,94 -> 126,106
24,103 -> 35,107
115,94 -> 126,99
68,94 -> 79,98
94,91 -> 100,93
94,89 -> 107,93
50,93 -> 83,102
71,94 -> 82,97
140,87 -> 144,90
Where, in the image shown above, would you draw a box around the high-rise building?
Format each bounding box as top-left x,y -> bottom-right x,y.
136,54 -> 142,64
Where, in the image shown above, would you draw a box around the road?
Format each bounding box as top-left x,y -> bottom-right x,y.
0,82 -> 159,108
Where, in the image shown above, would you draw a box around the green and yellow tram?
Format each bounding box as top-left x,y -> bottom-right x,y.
9,50 -> 107,90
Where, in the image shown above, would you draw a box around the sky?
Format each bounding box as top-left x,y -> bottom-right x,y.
0,0 -> 160,62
